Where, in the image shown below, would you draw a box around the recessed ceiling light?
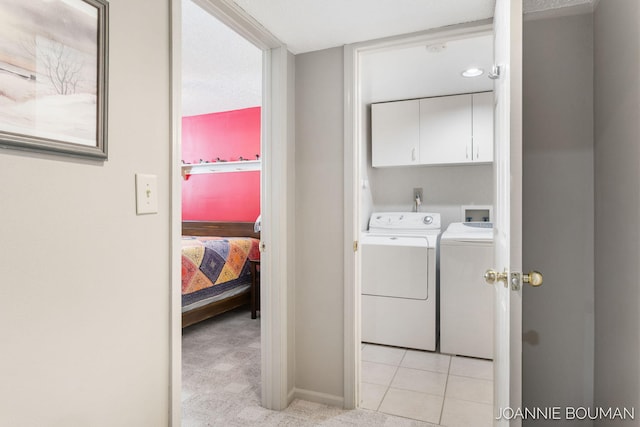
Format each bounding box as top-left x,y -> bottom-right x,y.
462,67 -> 484,78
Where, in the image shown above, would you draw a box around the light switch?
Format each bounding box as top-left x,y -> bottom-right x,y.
136,174 -> 158,215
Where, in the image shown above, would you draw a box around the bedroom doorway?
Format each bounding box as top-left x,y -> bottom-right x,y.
170,0 -> 293,423
179,0 -> 264,423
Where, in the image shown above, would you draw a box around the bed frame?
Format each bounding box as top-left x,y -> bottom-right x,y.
182,221 -> 260,328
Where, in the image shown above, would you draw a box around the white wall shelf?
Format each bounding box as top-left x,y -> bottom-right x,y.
181,159 -> 261,179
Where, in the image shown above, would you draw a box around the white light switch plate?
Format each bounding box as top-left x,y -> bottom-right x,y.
136,174 -> 158,215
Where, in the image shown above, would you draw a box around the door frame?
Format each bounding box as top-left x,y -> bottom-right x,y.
342,21 -> 493,409
170,0 -> 292,424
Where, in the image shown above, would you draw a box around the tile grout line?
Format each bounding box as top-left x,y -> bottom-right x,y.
442,395 -> 494,406
385,350 -> 450,425
437,356 -> 453,426
445,356 -> 494,410
364,346 -> 493,424
449,356 -> 494,379
447,372 -> 494,382
376,381 -> 391,412
374,349 -> 404,412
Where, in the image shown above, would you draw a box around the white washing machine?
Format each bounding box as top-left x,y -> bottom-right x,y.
439,222 -> 494,359
361,212 -> 440,351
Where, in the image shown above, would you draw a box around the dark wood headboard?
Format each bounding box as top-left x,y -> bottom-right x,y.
182,221 -> 260,239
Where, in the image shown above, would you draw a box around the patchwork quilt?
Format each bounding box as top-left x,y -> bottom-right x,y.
181,236 -> 260,307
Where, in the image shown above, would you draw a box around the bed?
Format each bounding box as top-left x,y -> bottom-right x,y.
181,221 -> 260,328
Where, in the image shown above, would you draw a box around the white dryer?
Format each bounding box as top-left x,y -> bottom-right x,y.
361,212 -> 440,351
439,222 -> 494,359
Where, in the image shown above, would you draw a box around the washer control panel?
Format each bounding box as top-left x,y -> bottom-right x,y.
369,212 -> 441,233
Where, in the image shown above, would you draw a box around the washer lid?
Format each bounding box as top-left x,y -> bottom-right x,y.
441,222 -> 494,242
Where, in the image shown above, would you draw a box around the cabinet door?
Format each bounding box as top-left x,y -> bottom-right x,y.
472,91 -> 494,162
419,94 -> 472,165
371,99 -> 420,167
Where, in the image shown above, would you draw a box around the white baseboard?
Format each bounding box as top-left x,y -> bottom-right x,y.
292,388 -> 345,408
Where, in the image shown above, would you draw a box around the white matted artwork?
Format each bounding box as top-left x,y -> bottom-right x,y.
0,0 -> 108,159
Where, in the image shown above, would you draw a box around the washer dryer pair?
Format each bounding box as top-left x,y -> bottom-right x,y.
361,212 -> 440,351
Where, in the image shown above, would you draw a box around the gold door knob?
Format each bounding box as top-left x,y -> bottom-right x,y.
484,269 -> 508,285
523,271 -> 543,287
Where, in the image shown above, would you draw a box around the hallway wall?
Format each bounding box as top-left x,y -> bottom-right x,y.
0,0 -> 172,425
593,0 -> 640,421
294,46 -> 345,403
522,12 -> 595,425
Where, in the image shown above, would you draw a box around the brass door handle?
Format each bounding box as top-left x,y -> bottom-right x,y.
485,269 -> 544,289
523,271 -> 543,287
484,269 -> 508,285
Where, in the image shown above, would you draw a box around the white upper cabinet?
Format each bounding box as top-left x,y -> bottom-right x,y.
371,92 -> 493,167
371,99 -> 420,167
419,94 -> 472,165
472,92 -> 494,163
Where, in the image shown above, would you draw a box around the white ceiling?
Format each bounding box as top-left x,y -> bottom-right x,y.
182,0 -> 262,116
523,0 -> 594,14
361,34 -> 494,104
231,0 -> 595,54
182,0 -> 595,116
231,0 -> 496,55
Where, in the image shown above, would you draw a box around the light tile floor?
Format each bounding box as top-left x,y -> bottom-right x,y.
183,308 -> 443,426
361,343 -> 494,427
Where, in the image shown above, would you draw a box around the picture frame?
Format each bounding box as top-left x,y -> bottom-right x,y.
0,0 -> 109,160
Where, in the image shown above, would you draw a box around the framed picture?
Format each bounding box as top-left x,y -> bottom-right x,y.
0,0 -> 108,159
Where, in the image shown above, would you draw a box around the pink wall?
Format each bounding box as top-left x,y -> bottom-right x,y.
182,107 -> 261,221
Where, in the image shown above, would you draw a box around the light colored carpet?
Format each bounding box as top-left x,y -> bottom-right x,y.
182,307 -> 436,426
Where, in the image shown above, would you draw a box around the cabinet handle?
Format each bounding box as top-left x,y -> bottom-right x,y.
466,146 -> 469,160
476,145 -> 479,159
412,147 -> 416,161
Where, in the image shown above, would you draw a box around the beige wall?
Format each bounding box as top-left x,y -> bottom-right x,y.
294,46 -> 345,402
368,164 -> 493,228
593,0 -> 640,420
0,0 -> 172,425
522,12 -> 595,423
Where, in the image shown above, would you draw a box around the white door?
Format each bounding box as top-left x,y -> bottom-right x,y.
492,0 -> 523,425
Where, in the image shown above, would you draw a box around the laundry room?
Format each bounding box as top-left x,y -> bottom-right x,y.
359,33 -> 495,230
358,29 -> 498,421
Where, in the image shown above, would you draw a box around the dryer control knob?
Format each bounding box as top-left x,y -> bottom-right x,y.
423,216 -> 433,225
